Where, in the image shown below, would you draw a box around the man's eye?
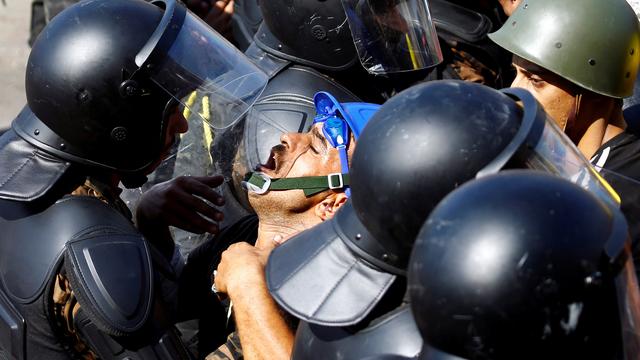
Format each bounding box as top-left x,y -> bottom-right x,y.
309,145 -> 320,155
529,75 -> 545,87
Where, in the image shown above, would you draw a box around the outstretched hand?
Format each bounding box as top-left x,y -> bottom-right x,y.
136,175 -> 226,236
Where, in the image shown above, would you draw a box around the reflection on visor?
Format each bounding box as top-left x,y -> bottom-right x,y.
341,0 -> 443,74
527,117 -> 621,207
490,88 -> 622,208
149,11 -> 267,129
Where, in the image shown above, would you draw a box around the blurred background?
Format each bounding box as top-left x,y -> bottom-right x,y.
0,1 -> 30,131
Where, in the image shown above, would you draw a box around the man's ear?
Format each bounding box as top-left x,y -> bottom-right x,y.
314,192 -> 349,221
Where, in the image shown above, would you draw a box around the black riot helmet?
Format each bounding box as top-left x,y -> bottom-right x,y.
348,80 -> 521,272
255,0 -> 443,73
409,170 -> 640,360
256,0 -> 357,71
266,80 -> 619,328
15,0 -> 267,187
349,80 -> 620,273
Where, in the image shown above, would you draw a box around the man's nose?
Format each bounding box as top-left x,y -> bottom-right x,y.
280,132 -> 306,149
511,72 -> 526,89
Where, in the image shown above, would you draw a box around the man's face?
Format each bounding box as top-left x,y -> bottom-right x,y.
249,122 -> 354,213
511,56 -> 577,130
147,105 -> 189,175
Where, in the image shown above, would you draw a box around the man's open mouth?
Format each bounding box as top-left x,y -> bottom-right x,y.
256,150 -> 278,174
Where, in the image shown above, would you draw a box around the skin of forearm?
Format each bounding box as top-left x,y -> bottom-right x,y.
229,279 -> 294,360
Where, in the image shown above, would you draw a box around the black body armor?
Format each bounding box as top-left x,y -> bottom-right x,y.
291,306 -> 422,360
0,162 -> 191,359
0,128 -> 191,359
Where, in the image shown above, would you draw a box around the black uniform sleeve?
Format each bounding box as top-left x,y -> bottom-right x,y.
176,215 -> 259,354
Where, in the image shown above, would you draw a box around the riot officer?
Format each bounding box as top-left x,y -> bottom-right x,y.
489,0 -> 640,244
263,80 -> 617,359
409,170 -> 640,359
0,0 -> 267,358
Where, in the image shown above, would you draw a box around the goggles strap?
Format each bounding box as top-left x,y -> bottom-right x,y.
245,172 -> 350,197
337,145 -> 351,197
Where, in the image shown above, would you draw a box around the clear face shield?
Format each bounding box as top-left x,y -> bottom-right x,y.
121,0 -> 267,252
600,206 -> 640,360
144,7 -> 267,130
476,88 -> 621,208
131,0 -> 267,185
340,0 -> 443,74
615,249 -> 640,359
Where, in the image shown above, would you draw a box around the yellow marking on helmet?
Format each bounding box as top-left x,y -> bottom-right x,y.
199,95 -> 211,121
405,33 -> 419,70
200,95 -> 214,164
183,91 -> 198,119
590,167 -> 621,205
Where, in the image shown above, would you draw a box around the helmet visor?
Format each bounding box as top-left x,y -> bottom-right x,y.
525,115 -> 621,207
340,0 -> 443,74
487,88 -> 620,207
149,10 -> 267,129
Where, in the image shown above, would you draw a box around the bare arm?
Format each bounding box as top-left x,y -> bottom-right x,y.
214,242 -> 294,360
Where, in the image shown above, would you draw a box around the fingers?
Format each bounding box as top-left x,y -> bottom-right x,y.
167,202 -> 220,234
173,175 -> 225,206
214,242 -> 253,294
196,174 -> 225,189
205,0 -> 234,33
272,234 -> 284,246
256,235 -> 280,251
137,175 -> 225,234
185,0 -> 212,18
189,176 -> 226,206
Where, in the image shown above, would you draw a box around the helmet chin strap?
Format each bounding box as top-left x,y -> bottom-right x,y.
243,91 -> 379,197
242,171 -> 350,197
243,143 -> 350,197
564,92 -> 583,133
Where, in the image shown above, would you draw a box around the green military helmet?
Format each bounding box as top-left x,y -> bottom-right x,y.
489,0 -> 640,98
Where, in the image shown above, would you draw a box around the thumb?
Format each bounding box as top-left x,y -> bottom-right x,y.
271,234 -> 285,247
256,234 -> 282,251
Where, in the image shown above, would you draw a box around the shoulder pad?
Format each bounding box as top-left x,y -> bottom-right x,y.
430,0 -> 493,44
0,196 -> 133,303
64,205 -> 153,337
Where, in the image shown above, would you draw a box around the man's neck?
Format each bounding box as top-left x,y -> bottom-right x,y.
255,215 -> 320,249
572,102 -> 625,159
575,120 -> 623,159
